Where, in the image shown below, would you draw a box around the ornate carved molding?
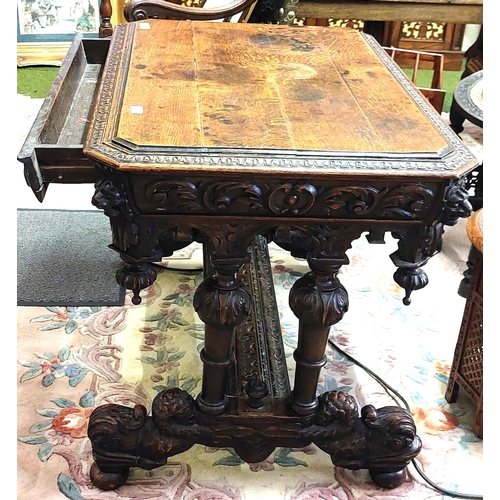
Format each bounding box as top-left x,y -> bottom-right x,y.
140,178 -> 438,220
238,237 -> 291,398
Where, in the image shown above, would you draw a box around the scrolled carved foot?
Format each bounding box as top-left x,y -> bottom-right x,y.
89,462 -> 129,491
87,391 -> 197,490
312,391 -> 421,489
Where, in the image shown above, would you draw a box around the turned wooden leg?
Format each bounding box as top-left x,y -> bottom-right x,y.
458,244 -> 475,298
99,0 -> 113,37
193,257 -> 252,414
449,97 -> 466,135
288,257 -> 348,416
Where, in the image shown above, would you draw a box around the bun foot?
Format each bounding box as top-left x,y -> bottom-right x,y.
369,467 -> 407,489
90,462 -> 129,491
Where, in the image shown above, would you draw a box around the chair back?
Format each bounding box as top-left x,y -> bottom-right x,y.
124,0 -> 258,22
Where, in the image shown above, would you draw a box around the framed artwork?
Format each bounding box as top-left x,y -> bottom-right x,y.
17,0 -> 101,66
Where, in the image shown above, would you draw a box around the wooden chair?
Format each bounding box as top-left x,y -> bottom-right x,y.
124,0 -> 258,21
383,47 -> 446,114
99,0 -> 259,36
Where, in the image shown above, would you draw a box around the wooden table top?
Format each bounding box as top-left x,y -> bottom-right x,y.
84,19 -> 477,178
453,70 -> 483,129
467,208 -> 483,253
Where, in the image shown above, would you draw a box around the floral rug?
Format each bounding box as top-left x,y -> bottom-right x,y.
17,227 -> 484,500
17,94 -> 484,499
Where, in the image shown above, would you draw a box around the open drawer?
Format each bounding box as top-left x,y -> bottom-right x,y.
17,34 -> 110,202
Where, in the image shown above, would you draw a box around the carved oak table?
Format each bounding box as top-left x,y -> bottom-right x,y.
19,19 -> 477,492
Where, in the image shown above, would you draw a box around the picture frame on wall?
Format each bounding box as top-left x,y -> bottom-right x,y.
17,0 -> 101,66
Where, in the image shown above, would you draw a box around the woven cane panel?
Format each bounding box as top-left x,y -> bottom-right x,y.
458,297 -> 483,395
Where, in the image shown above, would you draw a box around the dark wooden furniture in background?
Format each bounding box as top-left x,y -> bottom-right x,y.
452,67 -> 482,319
99,0 -> 257,29
446,209 -> 483,439
450,69 -> 483,213
277,0 -> 482,69
384,46 -> 445,113
450,27 -> 483,135
381,21 -> 467,71
19,0 -> 479,68
287,0 -> 483,23
18,19 -> 476,493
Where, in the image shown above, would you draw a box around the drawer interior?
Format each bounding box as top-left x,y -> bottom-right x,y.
18,36 -> 110,202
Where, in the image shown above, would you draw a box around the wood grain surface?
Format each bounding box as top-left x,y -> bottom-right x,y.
466,208 -> 483,253
115,20 -> 446,154
295,0 -> 482,24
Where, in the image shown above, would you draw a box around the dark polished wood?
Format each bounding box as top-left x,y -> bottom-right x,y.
450,70 -> 483,133
450,24 -> 483,121
450,69 -> 483,212
19,19 -> 476,492
283,0 -> 483,25
99,0 -> 113,37
124,0 -> 259,21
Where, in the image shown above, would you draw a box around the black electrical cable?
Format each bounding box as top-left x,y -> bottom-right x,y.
327,339 -> 483,500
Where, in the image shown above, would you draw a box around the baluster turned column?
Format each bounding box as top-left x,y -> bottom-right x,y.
288,256 -> 349,416
99,0 -> 113,37
193,257 -> 252,414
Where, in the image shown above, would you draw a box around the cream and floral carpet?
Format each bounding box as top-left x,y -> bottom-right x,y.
17,94 -> 484,499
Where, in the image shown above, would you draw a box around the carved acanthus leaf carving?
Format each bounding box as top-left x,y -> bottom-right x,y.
380,185 -> 435,218
145,180 -> 201,211
320,184 -> 435,218
282,224 -> 363,262
203,182 -> 263,211
141,178 -> 437,219
289,271 -> 349,326
194,276 -> 252,327
321,186 -> 386,215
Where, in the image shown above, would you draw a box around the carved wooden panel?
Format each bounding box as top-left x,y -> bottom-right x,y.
382,21 -> 465,70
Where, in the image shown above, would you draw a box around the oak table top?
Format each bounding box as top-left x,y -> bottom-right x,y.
83,19 -> 477,180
